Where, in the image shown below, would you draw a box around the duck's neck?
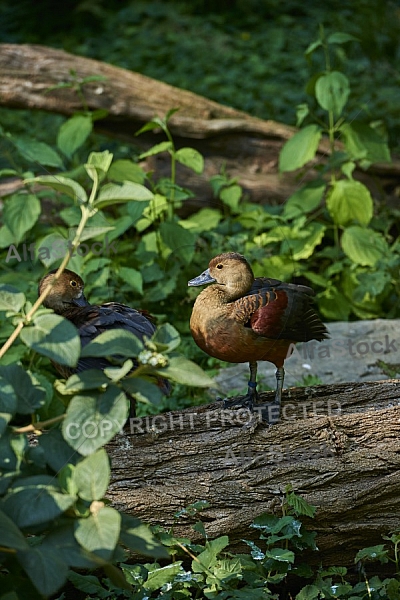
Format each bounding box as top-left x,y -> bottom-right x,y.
197,283 -> 248,305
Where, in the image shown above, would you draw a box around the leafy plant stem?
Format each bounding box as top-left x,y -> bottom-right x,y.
13,413 -> 65,435
0,180 -> 99,361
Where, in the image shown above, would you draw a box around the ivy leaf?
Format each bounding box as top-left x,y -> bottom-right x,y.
3,193 -> 41,245
20,313 -> 81,367
279,125 -> 322,172
57,114 -> 93,158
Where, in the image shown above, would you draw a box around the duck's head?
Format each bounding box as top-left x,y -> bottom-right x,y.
188,252 -> 254,299
38,268 -> 88,314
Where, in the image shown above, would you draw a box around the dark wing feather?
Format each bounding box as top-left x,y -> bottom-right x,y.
62,302 -> 156,373
237,277 -> 328,342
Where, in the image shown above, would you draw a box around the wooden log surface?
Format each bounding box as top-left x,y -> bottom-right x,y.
106,379 -> 400,570
0,43 -> 399,210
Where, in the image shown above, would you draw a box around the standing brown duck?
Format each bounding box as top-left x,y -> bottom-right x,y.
38,269 -> 169,411
188,253 -> 328,423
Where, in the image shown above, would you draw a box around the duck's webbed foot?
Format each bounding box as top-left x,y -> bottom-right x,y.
220,381 -> 259,412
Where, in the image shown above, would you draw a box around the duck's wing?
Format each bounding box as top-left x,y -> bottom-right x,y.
62,303 -> 156,372
232,278 -> 328,343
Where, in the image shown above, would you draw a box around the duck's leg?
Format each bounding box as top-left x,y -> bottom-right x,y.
260,365 -> 284,424
223,361 -> 259,411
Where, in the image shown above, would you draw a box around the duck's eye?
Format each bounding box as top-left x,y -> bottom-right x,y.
216,264 -> 223,269
70,280 -> 78,287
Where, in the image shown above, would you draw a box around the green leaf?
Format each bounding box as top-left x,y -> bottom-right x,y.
121,378 -> 163,405
159,220 -> 196,264
340,122 -> 391,165
20,313 -> 80,367
3,194 -> 41,244
85,150 -> 113,182
296,103 -> 309,127
304,39 -> 322,58
2,475 -> 76,527
118,267 -> 143,295
57,114 -> 93,158
25,175 -> 88,204
181,208 -> 221,233
296,584 -> 321,600
0,284 -> 25,313
74,505 -> 121,561
192,536 -> 229,573
39,428 -> 82,472
152,323 -> 181,352
95,182 -> 153,209
282,222 -> 326,260
17,545 -> 68,597
159,356 -> 215,387
315,71 -> 350,115
138,141 -> 173,159
120,514 -> 168,558
327,32 -> 359,44
0,365 -> 46,414
81,329 -> 143,358
175,147 -> 204,174
326,179 -> 373,226
74,449 -> 110,501
13,137 -> 63,168
354,544 -> 387,563
286,491 -> 316,517
318,286 -> 352,320
144,563 -> 183,591
108,159 -> 146,184
62,385 -> 128,455
265,548 -> 295,563
283,181 -> 325,219
0,508 -> 29,551
279,125 -> 322,172
62,370 -> 110,394
220,184 -> 242,212
341,226 -> 389,266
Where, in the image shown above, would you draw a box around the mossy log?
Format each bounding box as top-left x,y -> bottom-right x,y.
0,43 -> 398,210
105,379 -> 400,573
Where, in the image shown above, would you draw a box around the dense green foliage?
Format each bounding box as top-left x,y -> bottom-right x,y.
0,4 -> 399,596
2,0 -> 400,150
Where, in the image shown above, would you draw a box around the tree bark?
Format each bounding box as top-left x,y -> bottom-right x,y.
0,43 -> 398,210
106,379 -> 400,572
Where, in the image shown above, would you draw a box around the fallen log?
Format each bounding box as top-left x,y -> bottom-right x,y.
106,379 -> 400,573
0,43 -> 398,210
